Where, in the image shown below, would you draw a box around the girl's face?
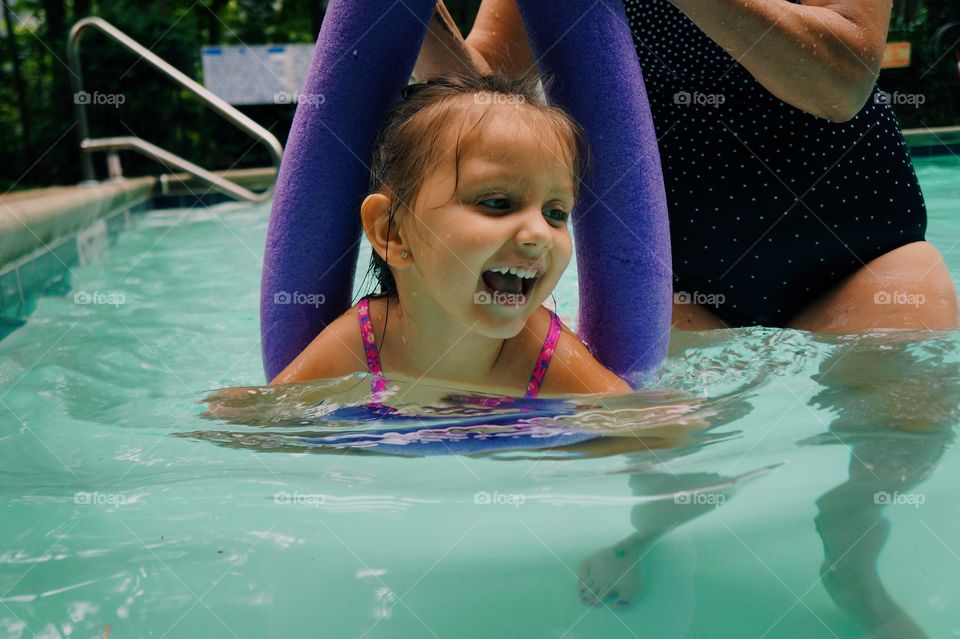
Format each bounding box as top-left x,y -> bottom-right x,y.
395,101 -> 575,339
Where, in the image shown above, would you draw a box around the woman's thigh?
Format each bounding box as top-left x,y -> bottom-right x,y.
671,299 -> 728,329
787,241 -> 958,332
671,242 -> 958,332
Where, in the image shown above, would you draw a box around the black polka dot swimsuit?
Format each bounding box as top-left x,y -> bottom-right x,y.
623,0 -> 927,327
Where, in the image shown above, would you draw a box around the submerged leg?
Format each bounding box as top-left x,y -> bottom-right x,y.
810,337 -> 958,638
579,467 -> 756,608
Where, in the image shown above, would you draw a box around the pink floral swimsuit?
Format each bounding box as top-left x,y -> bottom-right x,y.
357,296 -> 562,398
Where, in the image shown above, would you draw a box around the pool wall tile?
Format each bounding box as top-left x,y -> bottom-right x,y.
53,239 -> 79,268
35,249 -> 66,294
106,209 -> 129,240
17,259 -> 41,297
130,200 -> 151,214
0,269 -> 23,318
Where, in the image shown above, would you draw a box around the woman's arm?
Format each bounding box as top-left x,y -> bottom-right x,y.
458,0 -> 889,122
665,0 -> 891,122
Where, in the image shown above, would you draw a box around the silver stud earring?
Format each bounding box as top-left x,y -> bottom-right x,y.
400,250 -> 409,259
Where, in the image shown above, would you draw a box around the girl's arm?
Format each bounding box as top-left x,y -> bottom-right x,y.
666,0 -> 892,122
542,328 -> 634,397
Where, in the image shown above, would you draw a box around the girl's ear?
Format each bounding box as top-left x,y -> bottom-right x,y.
361,193 -> 412,269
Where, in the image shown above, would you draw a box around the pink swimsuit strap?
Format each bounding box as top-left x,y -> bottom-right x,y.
525,310 -> 562,398
357,297 -> 562,398
357,297 -> 388,395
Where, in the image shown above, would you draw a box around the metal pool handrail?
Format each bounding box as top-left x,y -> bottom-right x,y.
931,21 -> 960,69
67,16 -> 283,202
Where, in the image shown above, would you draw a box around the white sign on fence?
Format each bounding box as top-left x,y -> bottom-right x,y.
201,44 -> 315,105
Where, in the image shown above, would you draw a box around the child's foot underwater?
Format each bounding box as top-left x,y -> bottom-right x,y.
576,466 -> 779,609
577,535 -> 655,608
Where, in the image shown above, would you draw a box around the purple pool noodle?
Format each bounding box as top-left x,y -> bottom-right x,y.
260,0 -> 435,381
516,0 -> 672,386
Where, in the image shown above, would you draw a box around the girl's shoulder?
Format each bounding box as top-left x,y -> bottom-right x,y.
269,303 -> 366,385
523,307 -> 632,397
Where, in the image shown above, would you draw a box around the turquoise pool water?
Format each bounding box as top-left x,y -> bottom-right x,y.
1,156 -> 959,638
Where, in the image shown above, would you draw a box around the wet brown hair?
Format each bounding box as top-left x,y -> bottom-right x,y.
361,71 -> 591,299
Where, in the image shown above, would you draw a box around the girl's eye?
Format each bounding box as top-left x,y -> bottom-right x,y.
544,208 -> 570,224
476,197 -> 569,224
478,197 -> 511,211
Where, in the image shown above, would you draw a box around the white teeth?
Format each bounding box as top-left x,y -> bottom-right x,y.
488,266 -> 539,279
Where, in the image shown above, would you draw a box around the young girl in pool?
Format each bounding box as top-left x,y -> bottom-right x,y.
270,73 -> 630,398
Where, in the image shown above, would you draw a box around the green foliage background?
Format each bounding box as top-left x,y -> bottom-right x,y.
0,0 -> 483,191
883,0 -> 960,130
0,0 -> 957,192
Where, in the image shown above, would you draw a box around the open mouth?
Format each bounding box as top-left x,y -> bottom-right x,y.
479,267 -> 540,305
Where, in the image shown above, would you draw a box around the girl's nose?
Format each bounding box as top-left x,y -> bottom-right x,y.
514,206 -> 554,249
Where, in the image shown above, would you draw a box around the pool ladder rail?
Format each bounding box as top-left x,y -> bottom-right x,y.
67,17 -> 283,203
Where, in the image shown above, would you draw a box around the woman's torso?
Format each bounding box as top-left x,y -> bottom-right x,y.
623,0 -> 926,326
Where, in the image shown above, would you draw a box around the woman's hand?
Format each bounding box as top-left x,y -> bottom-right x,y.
413,0 -> 534,81
413,1 -> 491,81
666,0 -> 892,122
